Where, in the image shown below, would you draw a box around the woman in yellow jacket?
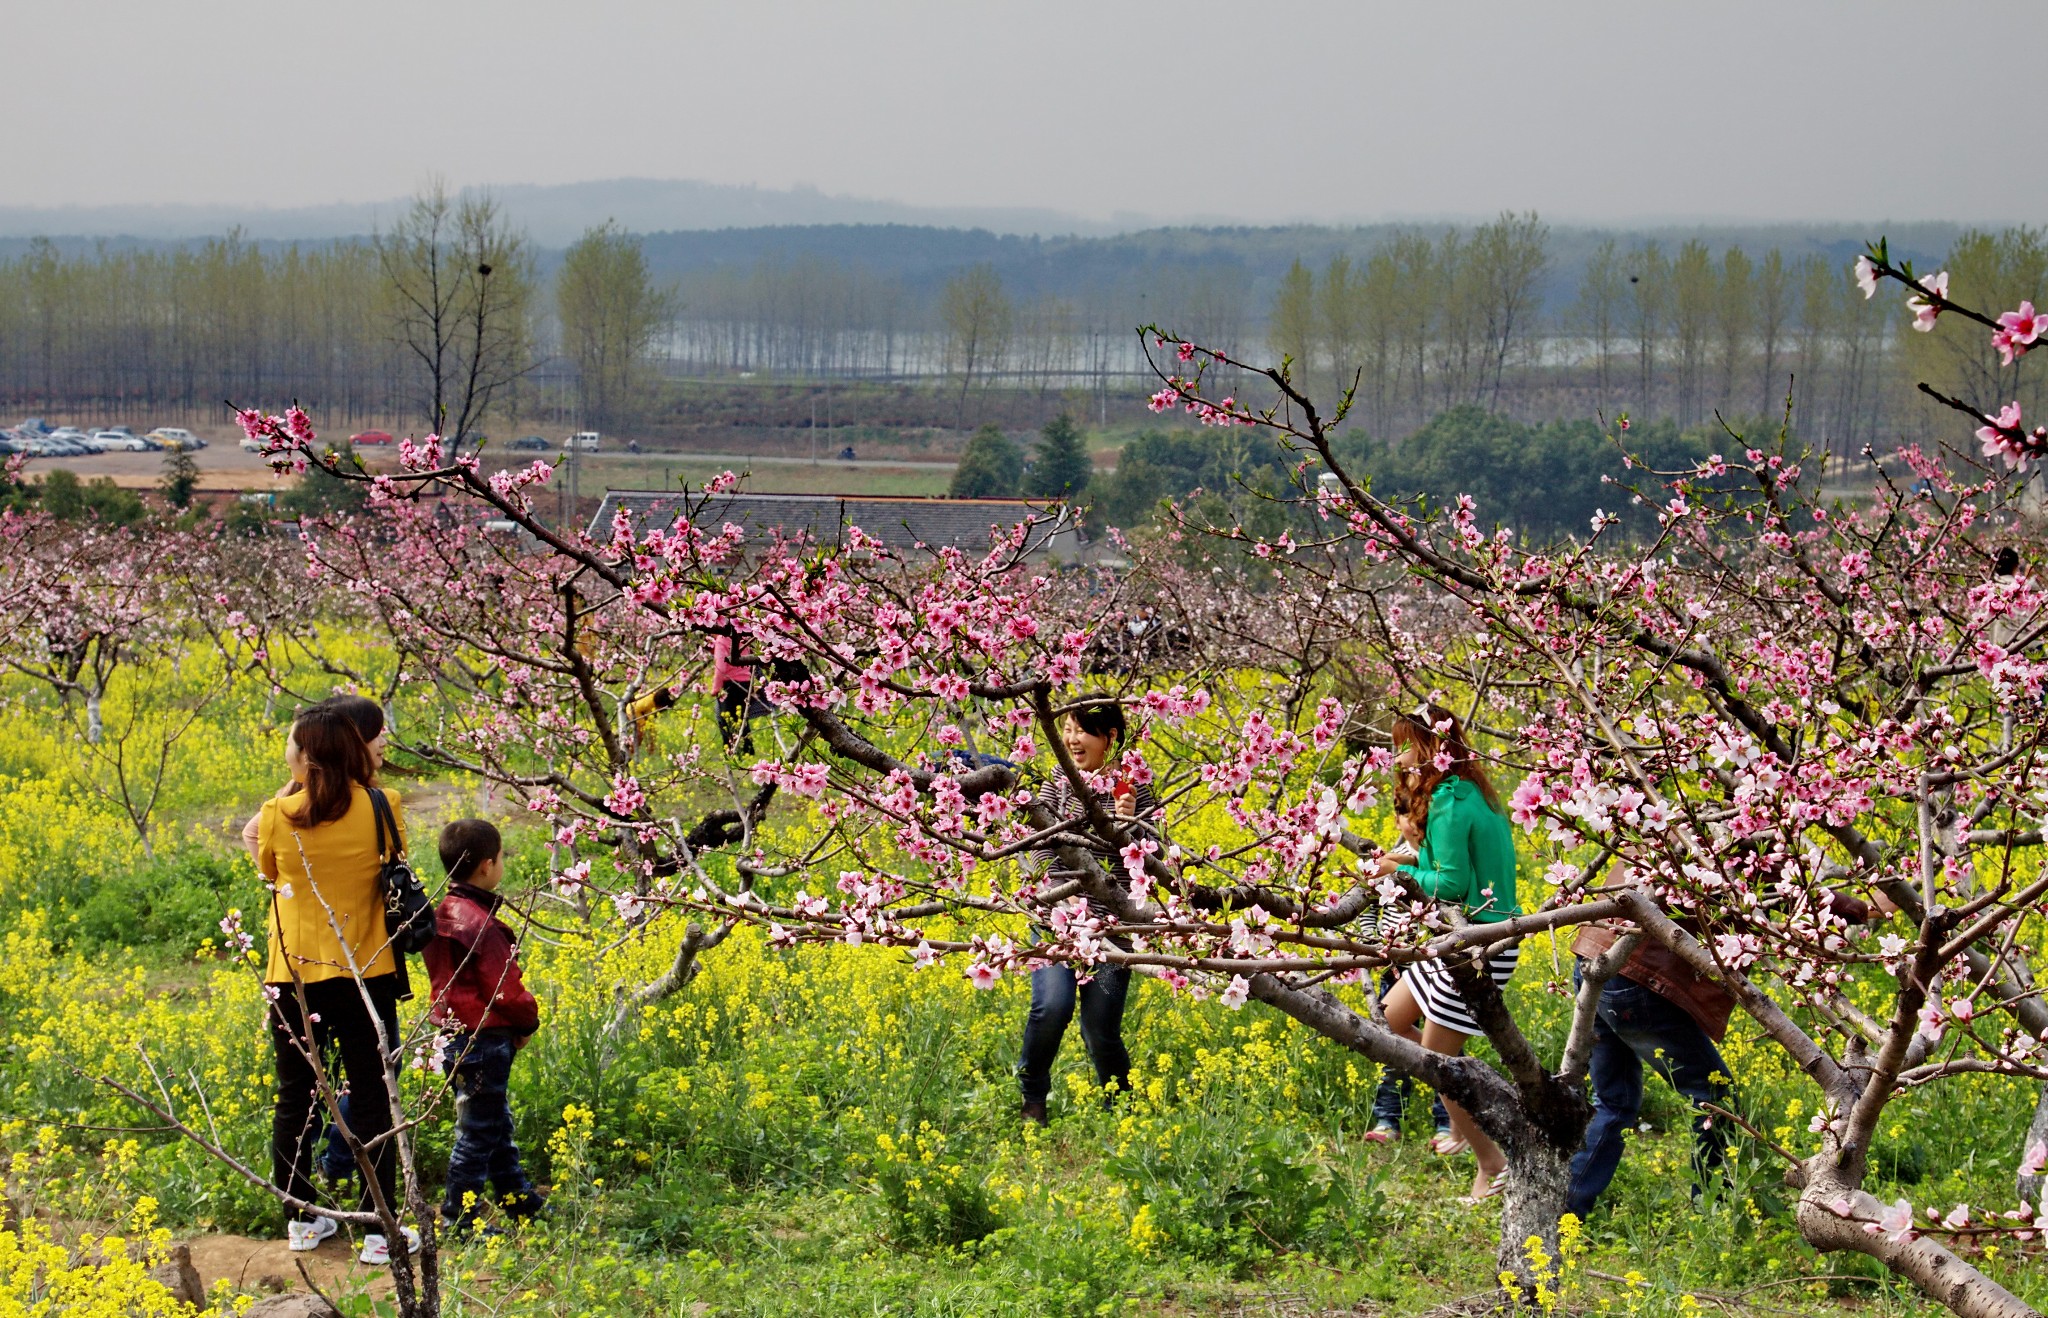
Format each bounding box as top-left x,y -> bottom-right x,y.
256,704 -> 418,1265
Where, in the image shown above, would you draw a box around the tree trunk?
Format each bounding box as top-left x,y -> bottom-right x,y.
1798,1162 -> 2039,1318
1496,1134 -> 1573,1291
1246,972 -> 1584,1293
85,691 -> 103,744
2021,1081 -> 2048,1210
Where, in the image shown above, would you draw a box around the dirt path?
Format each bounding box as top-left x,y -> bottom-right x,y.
183,1230 -> 393,1302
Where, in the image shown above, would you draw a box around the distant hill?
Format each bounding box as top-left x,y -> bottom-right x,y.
0,213 -> 1968,325
0,177 -> 1143,246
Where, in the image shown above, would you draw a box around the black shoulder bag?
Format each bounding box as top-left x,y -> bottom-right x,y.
370,788 -> 435,954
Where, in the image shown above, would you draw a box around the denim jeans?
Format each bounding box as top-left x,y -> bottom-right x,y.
1368,971 -> 1449,1132
319,1090 -> 358,1182
441,1031 -> 536,1221
1018,965 -> 1131,1106
1565,967 -> 1730,1218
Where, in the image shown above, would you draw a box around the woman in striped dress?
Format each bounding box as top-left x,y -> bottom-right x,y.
1370,704 -> 1521,1202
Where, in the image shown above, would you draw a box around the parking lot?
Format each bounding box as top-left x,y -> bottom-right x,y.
3,421 -> 420,491
15,439 -> 308,491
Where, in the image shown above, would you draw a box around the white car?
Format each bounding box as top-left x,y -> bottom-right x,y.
564,431 -> 601,452
92,429 -> 152,452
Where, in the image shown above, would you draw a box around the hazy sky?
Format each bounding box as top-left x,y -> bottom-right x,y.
8,0 -> 2040,225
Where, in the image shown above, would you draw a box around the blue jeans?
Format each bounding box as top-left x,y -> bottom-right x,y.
1565,967 -> 1730,1218
319,1091 -> 358,1181
441,1032 -> 536,1221
1369,971 -> 1449,1132
1018,965 -> 1130,1106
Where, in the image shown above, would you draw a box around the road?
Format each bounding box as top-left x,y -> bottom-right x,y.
597,451 -> 956,471
17,445 -> 959,492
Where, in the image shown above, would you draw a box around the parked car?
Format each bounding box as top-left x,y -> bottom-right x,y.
15,418 -> 52,437
350,430 -> 394,446
564,431 -> 601,452
509,434 -> 550,451
147,428 -> 204,451
92,429 -> 152,452
239,436 -> 266,453
25,435 -> 87,457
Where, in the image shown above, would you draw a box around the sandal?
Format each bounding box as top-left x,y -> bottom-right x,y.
1429,1130 -> 1470,1157
1458,1169 -> 1510,1205
1361,1122 -> 1400,1144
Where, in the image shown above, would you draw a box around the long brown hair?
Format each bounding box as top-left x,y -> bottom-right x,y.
282,704 -> 376,828
1391,703 -> 1502,814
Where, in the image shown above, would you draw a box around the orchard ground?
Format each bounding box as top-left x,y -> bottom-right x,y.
1,664 -> 2041,1318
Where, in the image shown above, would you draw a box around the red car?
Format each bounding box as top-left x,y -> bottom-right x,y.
351,430 -> 395,446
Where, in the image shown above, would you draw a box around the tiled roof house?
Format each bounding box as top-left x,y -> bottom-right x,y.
587,491 -> 1089,560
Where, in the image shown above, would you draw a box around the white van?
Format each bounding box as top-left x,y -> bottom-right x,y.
564,431 -> 601,452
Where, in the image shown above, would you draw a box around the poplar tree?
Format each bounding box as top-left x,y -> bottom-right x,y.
556,222 -> 679,431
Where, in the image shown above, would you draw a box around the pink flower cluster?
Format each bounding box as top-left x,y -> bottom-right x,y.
1975,401 -> 2047,472
1993,301 -> 2045,366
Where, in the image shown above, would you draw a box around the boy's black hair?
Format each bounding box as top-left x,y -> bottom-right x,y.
439,818 -> 503,885
1066,695 -> 1126,745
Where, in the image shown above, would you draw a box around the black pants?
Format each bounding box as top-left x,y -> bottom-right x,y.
1018,965 -> 1131,1105
441,1031 -> 537,1221
270,974 -> 402,1223
716,681 -> 757,754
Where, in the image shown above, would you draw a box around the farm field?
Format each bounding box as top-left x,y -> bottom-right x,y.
1,637 -> 2041,1318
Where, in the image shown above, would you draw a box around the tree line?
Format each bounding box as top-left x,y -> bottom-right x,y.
0,186 -> 684,439
1,205 -> 2040,453
1273,223 -> 2045,465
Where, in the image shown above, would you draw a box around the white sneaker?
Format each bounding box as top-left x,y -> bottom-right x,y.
358,1226 -> 422,1265
287,1216 -> 338,1251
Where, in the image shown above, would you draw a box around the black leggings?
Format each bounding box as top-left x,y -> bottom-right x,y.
269,974 -> 402,1223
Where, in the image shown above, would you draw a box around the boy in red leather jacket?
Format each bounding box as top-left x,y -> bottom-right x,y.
425,819 -> 545,1231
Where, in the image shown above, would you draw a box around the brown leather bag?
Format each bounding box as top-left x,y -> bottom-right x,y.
1571,924 -> 1735,1043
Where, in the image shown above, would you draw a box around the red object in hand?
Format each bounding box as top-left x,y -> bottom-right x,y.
1112,777 -> 1135,811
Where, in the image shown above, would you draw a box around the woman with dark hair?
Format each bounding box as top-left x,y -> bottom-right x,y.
242,695 -> 388,860
1017,696 -> 1159,1124
256,704 -> 419,1265
1369,702 -> 1521,1202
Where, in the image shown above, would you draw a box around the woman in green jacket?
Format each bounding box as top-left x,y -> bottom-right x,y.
1370,703 -> 1521,1202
